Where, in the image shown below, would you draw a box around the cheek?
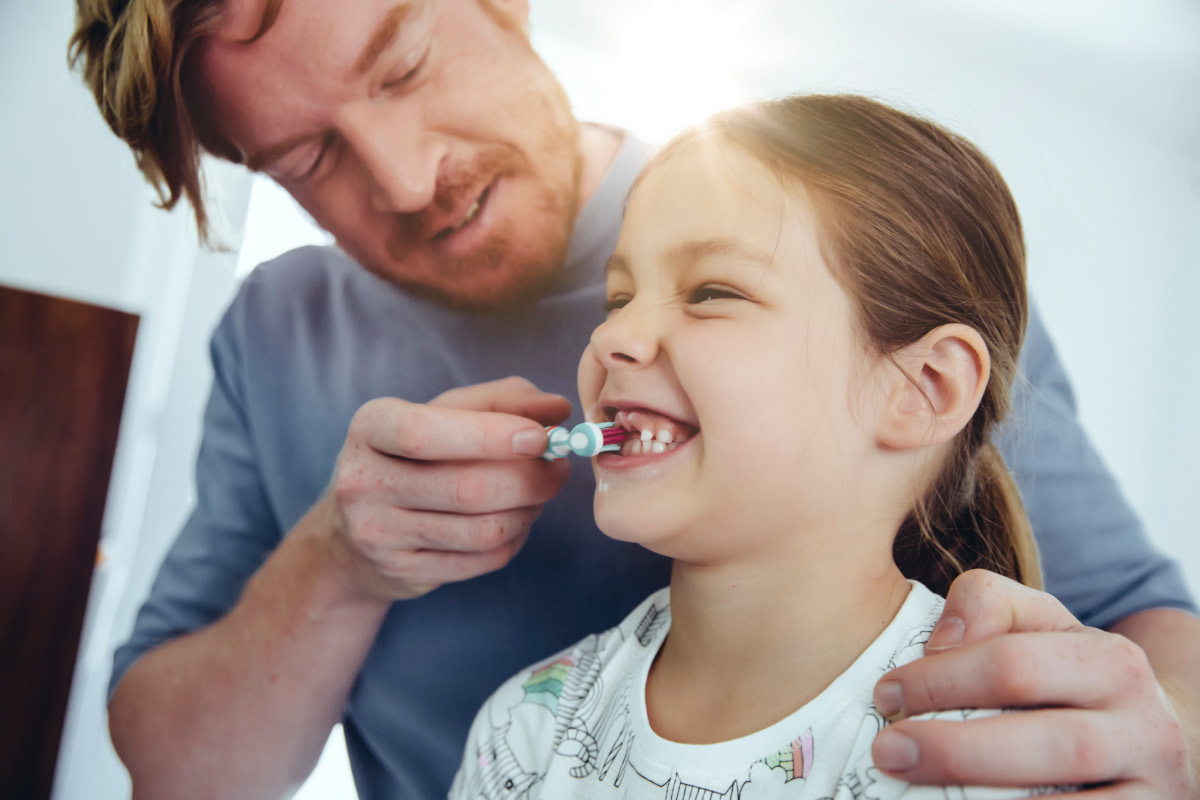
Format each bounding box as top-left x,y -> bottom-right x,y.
576,348 -> 606,414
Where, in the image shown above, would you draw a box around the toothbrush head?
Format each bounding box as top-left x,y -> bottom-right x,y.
541,422 -> 631,459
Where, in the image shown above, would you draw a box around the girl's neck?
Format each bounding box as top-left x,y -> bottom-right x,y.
646,541 -> 910,745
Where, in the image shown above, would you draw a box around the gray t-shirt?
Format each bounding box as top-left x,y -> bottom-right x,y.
110,131 -> 1195,800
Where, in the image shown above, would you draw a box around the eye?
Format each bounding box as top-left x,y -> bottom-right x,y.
382,50 -> 429,91
603,295 -> 631,313
688,285 -> 744,304
296,133 -> 339,183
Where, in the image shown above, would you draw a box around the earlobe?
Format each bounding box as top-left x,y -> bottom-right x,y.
876,324 -> 990,451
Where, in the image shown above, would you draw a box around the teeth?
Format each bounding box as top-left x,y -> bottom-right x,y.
450,197 -> 482,232
608,409 -> 695,457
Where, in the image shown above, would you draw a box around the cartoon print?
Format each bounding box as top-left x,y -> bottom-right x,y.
523,658 -> 573,716
763,729 -> 814,781
627,766 -> 742,800
462,720 -> 540,800
635,600 -> 669,647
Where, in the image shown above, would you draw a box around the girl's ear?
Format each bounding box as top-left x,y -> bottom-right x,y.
876,324 -> 990,451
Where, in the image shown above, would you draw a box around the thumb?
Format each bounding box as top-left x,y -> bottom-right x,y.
929,569 -> 1081,651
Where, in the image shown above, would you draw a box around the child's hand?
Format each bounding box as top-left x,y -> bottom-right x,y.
323,377 -> 572,601
870,569 -> 1196,797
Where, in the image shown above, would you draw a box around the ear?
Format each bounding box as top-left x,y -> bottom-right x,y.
875,324 -> 990,451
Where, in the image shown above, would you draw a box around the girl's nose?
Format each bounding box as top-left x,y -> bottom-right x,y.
589,302 -> 659,369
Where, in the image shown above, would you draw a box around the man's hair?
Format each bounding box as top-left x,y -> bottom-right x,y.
69,0 -> 518,245
641,95 -> 1040,595
68,0 -> 283,243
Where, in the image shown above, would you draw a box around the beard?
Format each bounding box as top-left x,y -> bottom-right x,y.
377,140 -> 582,313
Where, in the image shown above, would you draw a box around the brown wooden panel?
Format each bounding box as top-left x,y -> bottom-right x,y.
0,285 -> 139,799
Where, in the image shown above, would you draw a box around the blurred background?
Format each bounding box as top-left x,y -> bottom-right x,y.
2,0 -> 1197,797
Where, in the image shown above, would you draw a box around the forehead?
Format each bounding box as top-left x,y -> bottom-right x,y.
617,138 -> 822,271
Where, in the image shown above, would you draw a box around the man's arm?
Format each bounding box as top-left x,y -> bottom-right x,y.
109,365 -> 571,799
110,499 -> 389,799
871,571 -> 1197,797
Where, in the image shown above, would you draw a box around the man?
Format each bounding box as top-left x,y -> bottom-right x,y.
70,0 -> 1199,798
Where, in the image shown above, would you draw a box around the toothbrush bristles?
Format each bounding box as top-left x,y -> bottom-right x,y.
602,425 -> 631,445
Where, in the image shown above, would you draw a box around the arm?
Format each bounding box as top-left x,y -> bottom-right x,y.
871,571 -> 1197,797
109,355 -> 571,798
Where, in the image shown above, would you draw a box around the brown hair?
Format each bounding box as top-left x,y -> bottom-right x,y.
646,94 -> 1040,594
68,0 -> 284,243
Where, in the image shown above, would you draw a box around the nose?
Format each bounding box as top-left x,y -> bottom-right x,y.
337,101 -> 444,214
589,301 -> 660,370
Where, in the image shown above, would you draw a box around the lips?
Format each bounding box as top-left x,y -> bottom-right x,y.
431,183 -> 492,241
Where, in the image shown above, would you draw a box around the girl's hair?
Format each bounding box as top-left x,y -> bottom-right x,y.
645,94 -> 1040,594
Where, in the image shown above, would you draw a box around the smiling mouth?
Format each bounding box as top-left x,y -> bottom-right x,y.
435,185 -> 490,240
610,409 -> 698,456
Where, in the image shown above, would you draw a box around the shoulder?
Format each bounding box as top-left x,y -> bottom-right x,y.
229,245 -> 363,324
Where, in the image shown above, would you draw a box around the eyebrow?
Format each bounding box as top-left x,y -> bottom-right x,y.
243,3 -> 417,172
355,3 -> 416,77
605,238 -> 774,276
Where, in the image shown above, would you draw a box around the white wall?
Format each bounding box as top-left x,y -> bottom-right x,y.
3,2 -> 1195,799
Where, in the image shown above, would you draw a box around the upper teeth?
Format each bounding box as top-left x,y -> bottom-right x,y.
450,198 -> 482,231
614,410 -> 688,456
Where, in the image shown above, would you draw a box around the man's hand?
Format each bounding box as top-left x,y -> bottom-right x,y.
871,569 -> 1195,797
325,376 -> 572,601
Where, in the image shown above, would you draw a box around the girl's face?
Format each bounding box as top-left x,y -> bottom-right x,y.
578,140 -> 894,563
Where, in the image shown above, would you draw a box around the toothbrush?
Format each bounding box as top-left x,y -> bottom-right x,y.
542,422 -> 631,460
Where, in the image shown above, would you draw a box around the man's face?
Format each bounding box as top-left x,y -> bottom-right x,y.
192,0 -> 582,309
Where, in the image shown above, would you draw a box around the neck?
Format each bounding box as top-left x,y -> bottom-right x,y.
646,531 -> 911,744
576,123 -> 622,210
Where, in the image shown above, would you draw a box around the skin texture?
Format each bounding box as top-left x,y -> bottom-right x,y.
872,570 -> 1199,797
104,0 -> 1199,796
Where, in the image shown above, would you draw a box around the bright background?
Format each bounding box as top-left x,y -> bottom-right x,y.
2,1 -> 1197,797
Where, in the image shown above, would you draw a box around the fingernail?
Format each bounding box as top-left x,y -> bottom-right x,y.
512,428 -> 546,457
926,615 -> 965,651
873,730 -> 919,772
874,680 -> 904,718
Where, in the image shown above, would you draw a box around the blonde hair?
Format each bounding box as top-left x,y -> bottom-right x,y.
643,95 -> 1041,594
68,0 -> 283,243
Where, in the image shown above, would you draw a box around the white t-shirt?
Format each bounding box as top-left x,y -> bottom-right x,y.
451,581 -> 1057,800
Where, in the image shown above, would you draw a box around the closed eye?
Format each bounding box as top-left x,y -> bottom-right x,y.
689,285 -> 745,304
603,296 -> 631,313
382,50 -> 429,91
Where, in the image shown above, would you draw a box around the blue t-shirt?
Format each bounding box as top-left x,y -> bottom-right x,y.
110,132 -> 1195,800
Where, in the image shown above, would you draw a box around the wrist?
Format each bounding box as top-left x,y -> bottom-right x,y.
294,493 -> 395,611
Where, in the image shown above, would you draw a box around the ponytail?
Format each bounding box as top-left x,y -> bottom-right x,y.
894,441 -> 1042,595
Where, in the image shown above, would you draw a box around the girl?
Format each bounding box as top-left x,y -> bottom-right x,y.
450,94 -> 1056,799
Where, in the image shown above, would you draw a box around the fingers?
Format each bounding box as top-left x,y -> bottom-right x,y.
360,505 -> 544,554
354,398 -> 560,461
431,376 -> 572,425
872,708 -> 1151,789
342,447 -> 570,514
875,627 -> 1156,720
929,569 -> 1081,650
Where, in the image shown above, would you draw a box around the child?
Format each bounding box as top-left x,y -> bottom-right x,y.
450,94 -> 1057,799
